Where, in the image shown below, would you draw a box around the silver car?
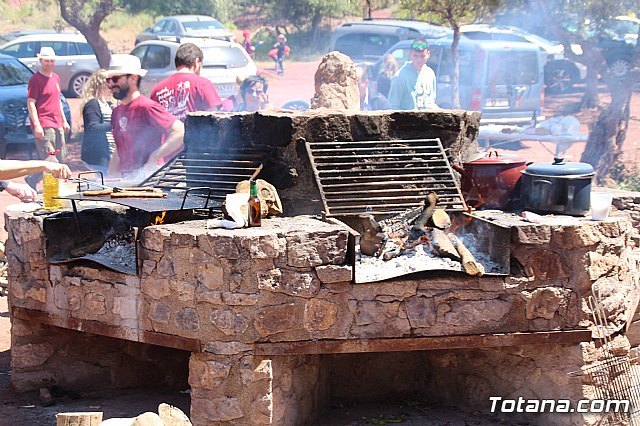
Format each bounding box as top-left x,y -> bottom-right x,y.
0,33 -> 100,97
131,39 -> 257,100
135,15 -> 233,45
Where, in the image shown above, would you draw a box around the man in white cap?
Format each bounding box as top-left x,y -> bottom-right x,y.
25,46 -> 71,188
105,54 -> 184,177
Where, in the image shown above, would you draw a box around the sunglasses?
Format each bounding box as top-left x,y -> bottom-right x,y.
107,74 -> 128,83
248,88 -> 264,95
411,41 -> 429,51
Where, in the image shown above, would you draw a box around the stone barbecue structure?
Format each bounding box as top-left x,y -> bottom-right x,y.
6,110 -> 640,425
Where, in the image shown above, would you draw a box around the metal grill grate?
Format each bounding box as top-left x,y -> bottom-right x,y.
305,138 -> 466,217
141,147 -> 267,205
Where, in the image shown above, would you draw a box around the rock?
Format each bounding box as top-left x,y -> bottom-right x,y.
310,52 -> 359,110
39,387 -> 55,407
131,412 -> 164,425
158,403 -> 192,425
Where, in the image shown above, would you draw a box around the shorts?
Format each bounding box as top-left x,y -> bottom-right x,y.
35,127 -> 67,162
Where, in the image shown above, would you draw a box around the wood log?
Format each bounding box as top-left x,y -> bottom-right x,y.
430,229 -> 460,260
353,215 -> 384,256
56,412 -> 103,426
448,234 -> 485,276
411,192 -> 438,231
428,209 -> 451,229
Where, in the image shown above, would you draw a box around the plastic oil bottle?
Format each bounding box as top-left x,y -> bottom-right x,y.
42,150 -> 62,210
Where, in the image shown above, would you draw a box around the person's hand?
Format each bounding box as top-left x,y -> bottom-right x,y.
33,124 -> 44,140
5,182 -> 37,202
44,163 -> 72,179
63,121 -> 71,133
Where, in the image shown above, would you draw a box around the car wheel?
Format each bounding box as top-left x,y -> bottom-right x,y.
607,57 -> 631,80
281,100 -> 309,111
545,63 -> 576,94
69,72 -> 91,98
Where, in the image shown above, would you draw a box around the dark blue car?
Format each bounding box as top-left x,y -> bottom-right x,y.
0,53 -> 71,159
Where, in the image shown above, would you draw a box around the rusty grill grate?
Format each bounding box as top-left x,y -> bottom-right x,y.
305,138 -> 466,217
141,147 -> 267,205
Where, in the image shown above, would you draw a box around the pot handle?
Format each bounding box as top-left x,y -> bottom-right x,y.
533,179 -> 553,186
452,164 -> 467,177
488,150 -> 500,158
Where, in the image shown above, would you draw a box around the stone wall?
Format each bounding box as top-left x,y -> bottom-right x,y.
6,208 -> 640,425
186,110 -> 481,215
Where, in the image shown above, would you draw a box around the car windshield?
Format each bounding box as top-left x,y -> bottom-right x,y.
201,46 -> 249,68
487,51 -> 539,85
0,58 -> 32,86
183,20 -> 224,31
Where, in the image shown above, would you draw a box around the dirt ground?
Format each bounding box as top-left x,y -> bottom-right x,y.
1,61 -> 639,425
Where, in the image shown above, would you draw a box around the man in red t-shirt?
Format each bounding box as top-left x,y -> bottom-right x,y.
26,47 -> 71,188
105,54 -> 184,178
150,43 -> 221,122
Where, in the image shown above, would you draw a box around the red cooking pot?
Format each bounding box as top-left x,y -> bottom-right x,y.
452,151 -> 530,210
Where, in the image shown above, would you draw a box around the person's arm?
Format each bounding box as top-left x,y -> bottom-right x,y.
108,149 -> 120,177
142,120 -> 184,171
83,99 -> 111,133
387,75 -> 403,110
1,181 -> 37,202
60,99 -> 70,133
27,98 -> 44,140
0,160 -> 72,180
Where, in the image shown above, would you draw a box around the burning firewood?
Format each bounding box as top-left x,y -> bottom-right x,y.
356,215 -> 385,256
411,192 -> 438,232
429,229 -> 460,260
427,209 -> 451,229
448,234 -> 485,276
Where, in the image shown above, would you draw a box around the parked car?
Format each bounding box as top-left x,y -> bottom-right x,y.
0,53 -> 71,159
0,29 -> 76,44
130,39 -> 257,99
460,24 -> 586,93
135,15 -> 233,45
373,37 -> 545,124
0,33 -> 100,97
328,19 -> 450,64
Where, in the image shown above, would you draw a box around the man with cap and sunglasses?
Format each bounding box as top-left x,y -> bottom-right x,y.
105,54 -> 185,179
388,38 -> 438,111
25,46 -> 71,189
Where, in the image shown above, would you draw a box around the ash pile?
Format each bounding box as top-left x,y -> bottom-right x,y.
353,192 -> 506,283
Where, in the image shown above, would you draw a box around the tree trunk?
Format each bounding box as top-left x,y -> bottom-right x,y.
58,0 -> 114,68
580,62 -> 600,110
450,27 -> 461,109
311,13 -> 322,47
580,81 -> 631,184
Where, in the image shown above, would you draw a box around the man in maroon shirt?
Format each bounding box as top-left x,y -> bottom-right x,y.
150,43 -> 222,121
26,47 -> 71,188
105,54 -> 184,179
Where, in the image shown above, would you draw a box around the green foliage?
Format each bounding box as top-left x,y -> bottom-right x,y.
101,10 -> 154,32
0,0 -> 62,30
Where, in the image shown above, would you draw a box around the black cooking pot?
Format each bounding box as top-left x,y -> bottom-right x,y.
521,157 -> 594,216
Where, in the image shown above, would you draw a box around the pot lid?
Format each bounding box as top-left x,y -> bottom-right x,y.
524,157 -> 594,176
465,150 -> 526,165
